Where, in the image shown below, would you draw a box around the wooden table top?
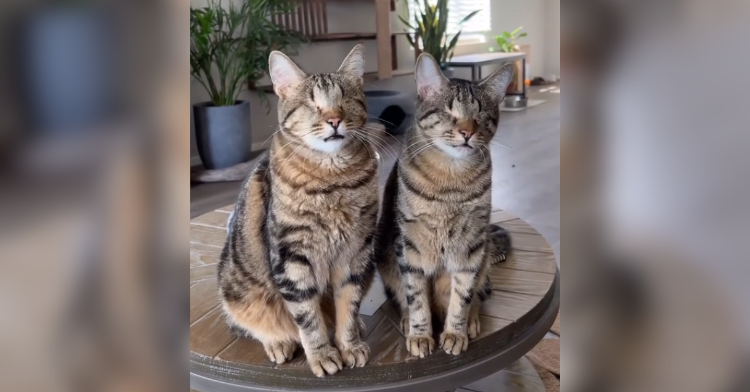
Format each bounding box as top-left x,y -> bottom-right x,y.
448,52 -> 526,66
190,205 -> 559,392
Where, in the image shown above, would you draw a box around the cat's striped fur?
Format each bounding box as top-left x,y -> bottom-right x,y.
375,54 -> 514,357
217,45 -> 378,377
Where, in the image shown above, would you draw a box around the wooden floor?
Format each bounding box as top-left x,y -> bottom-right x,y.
459,356 -> 546,392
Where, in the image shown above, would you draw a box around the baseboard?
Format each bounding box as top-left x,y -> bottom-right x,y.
191,143 -> 267,168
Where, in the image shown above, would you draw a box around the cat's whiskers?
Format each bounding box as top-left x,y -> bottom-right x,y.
370,135 -> 399,162
355,128 -> 399,157
351,133 -> 374,162
258,126 -> 282,150
359,124 -> 403,145
490,139 -> 515,152
403,137 -> 430,151
478,144 -> 489,163
364,115 -> 397,127
403,139 -> 434,160
354,134 -> 395,163
275,129 -> 316,152
353,129 -> 398,161
277,142 -> 306,171
406,141 -> 438,161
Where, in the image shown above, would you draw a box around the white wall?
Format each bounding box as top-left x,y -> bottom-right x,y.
190,0 -> 560,160
545,0 -> 560,77
489,0 -> 548,78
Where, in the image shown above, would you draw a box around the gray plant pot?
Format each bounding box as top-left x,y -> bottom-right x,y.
193,101 -> 251,169
364,90 -> 415,135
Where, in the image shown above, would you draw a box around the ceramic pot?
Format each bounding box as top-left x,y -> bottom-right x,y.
193,100 -> 251,169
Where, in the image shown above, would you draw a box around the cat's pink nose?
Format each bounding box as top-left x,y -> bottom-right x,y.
459,129 -> 474,140
326,117 -> 341,130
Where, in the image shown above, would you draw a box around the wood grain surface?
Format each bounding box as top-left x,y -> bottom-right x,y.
190,206 -> 559,390
190,242 -> 221,266
191,210 -> 230,229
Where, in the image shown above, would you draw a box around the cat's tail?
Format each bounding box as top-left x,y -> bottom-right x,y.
191,156 -> 261,183
374,163 -> 410,321
487,224 -> 511,265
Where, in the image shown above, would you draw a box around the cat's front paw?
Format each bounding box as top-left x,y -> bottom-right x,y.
263,340 -> 297,364
468,313 -> 481,339
439,331 -> 469,355
307,344 -> 343,377
337,339 -> 370,368
405,334 -> 435,358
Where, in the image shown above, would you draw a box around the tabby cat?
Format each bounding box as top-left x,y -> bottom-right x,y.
217,44 -> 378,377
375,54 -> 514,357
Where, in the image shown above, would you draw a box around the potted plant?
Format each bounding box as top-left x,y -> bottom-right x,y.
190,0 -> 304,169
399,0 -> 478,78
493,26 -> 527,93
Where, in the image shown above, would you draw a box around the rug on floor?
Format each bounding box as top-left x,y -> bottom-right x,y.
525,311 -> 560,391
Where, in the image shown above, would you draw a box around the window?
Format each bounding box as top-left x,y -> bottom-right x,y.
406,0 -> 491,35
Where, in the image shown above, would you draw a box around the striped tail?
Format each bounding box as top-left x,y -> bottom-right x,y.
487,224 -> 511,265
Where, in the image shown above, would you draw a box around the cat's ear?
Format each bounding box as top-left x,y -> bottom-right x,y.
478,63 -> 515,102
337,44 -> 365,83
415,53 -> 449,99
269,51 -> 307,99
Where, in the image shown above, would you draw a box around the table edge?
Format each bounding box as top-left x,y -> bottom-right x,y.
190,270 -> 559,392
447,53 -> 526,67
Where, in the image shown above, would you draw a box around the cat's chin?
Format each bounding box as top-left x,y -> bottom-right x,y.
305,136 -> 349,154
436,140 -> 477,159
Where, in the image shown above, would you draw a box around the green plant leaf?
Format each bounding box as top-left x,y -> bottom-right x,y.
446,31 -> 461,55
437,0 -> 447,35
458,10 -> 479,25
405,0 -> 479,62
445,30 -> 462,62
405,32 -> 416,51
398,15 -> 416,30
190,0 -> 305,108
519,32 -> 528,38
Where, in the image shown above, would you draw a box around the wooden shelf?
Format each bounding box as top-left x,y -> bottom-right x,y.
250,69 -> 414,94
268,0 -> 394,79
310,32 -> 377,42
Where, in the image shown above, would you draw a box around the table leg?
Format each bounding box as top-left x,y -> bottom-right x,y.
471,66 -> 476,81
375,0 -> 392,79
522,58 -> 527,98
477,65 -> 482,80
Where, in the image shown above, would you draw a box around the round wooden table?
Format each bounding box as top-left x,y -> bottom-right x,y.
190,206 -> 559,392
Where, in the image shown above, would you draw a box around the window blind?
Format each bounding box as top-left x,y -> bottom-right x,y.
406,0 -> 491,35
